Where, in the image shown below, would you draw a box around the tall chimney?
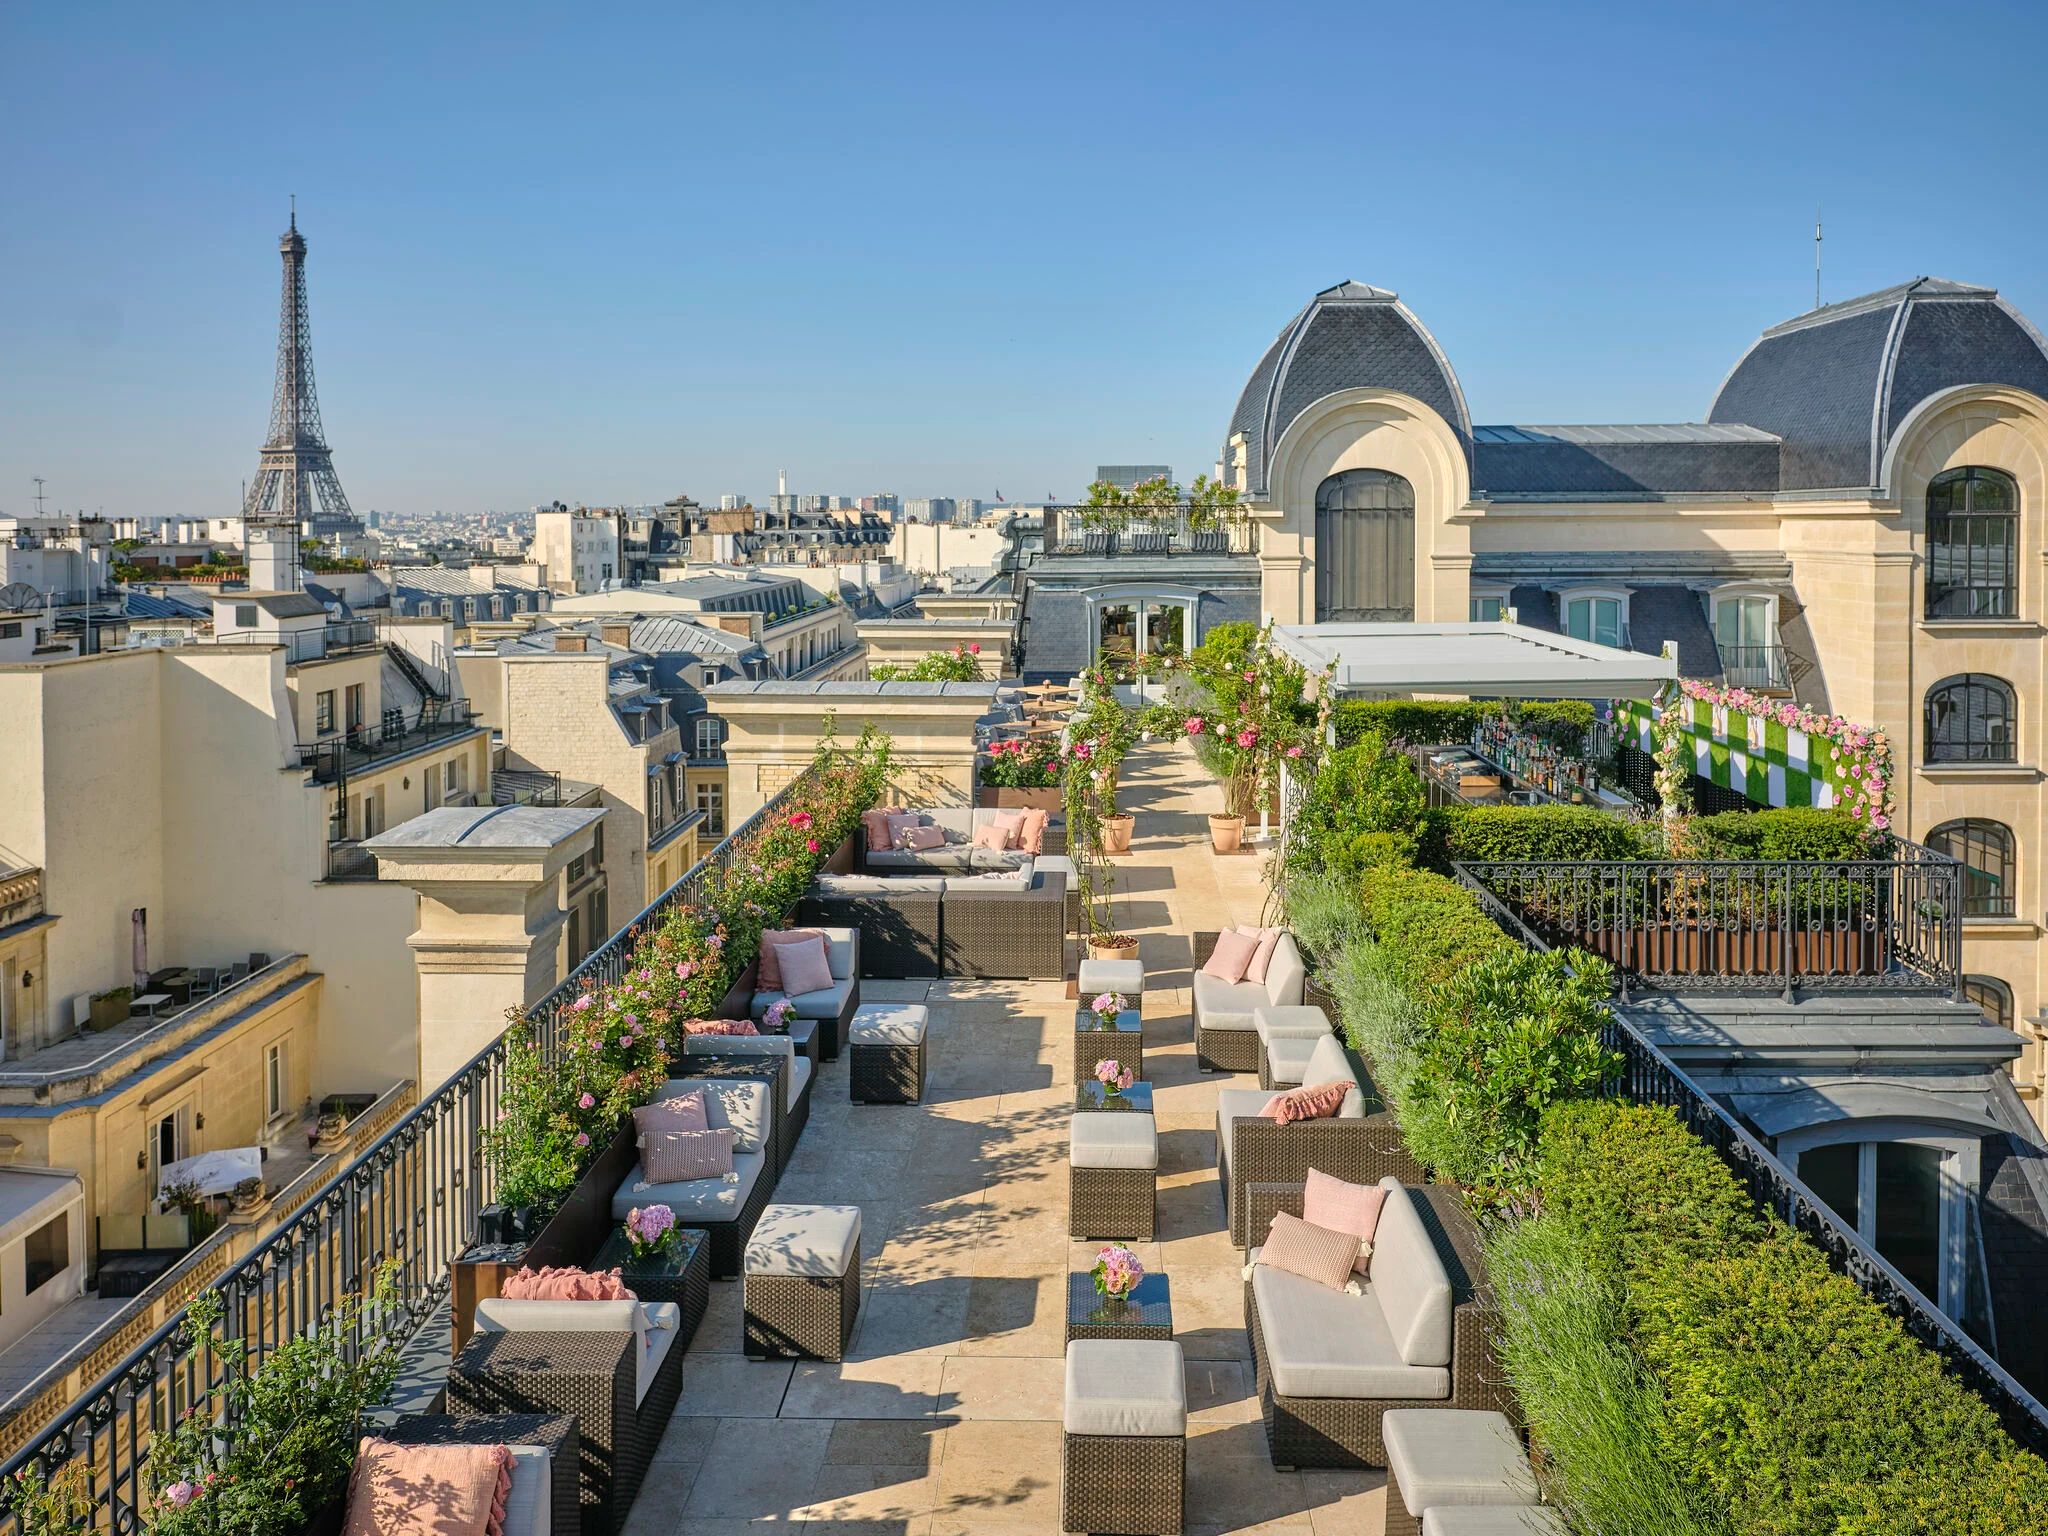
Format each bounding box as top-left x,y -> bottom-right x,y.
553,631 -> 588,653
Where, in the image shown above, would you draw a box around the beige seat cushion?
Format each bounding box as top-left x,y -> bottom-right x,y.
1078,958 -> 1146,996
612,1147 -> 766,1222
1194,971 -> 1269,1032
1423,1508 -> 1567,1536
1249,1255 -> 1449,1400
1372,1181 -> 1454,1367
1254,1004 -> 1333,1044
851,1003 -> 930,1045
1064,1339 -> 1186,1437
1384,1409 -> 1534,1514
1070,1111 -> 1158,1170
1213,1087 -> 1281,1185
746,1203 -> 862,1277
1263,1035 -> 1320,1087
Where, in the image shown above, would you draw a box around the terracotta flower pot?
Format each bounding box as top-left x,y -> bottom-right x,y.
1100,814 -> 1134,855
1087,935 -> 1139,962
1208,814 -> 1245,854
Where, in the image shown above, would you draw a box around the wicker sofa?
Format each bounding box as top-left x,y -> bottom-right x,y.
373,1414 -> 580,1536
1243,1180 -> 1508,1470
681,1036 -> 812,1172
749,927 -> 861,1060
860,807 -> 1066,874
1216,1034 -> 1424,1246
1193,930 -> 1308,1074
611,1075 -> 778,1278
800,868 -> 1068,981
448,1297 -> 686,1536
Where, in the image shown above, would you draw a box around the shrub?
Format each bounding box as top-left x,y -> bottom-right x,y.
1686,805 -> 1878,861
1484,1211 -> 1729,1536
1331,698 -> 1486,746
1401,946 -> 1617,1191
1634,1231 -> 2048,1536
1514,699 -> 1597,752
1352,862 -> 1516,995
1288,733 -> 1428,877
1423,802 -> 1653,870
1278,870 -> 1364,966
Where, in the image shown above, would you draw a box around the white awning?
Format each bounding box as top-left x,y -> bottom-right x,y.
1272,621 -> 1679,700
0,1167 -> 83,1250
158,1146 -> 262,1202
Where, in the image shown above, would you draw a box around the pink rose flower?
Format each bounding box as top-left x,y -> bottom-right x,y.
968,642 -> 981,654
1184,717 -> 1205,735
807,837 -> 821,853
573,1132 -> 590,1148
676,960 -> 695,980
1236,728 -> 1257,749
163,1482 -> 199,1509
578,1092 -> 596,1109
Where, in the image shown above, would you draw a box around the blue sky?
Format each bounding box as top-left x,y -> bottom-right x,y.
4,2 -> 2045,518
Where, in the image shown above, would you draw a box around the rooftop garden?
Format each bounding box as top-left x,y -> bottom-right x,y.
1276,728 -> 2048,1532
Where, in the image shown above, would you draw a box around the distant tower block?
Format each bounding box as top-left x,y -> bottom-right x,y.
243,204 -> 355,592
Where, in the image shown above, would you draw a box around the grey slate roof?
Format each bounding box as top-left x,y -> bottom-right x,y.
1709,277 -> 2048,491
1472,423 -> 1783,497
1226,281 -> 1471,496
124,592 -> 209,621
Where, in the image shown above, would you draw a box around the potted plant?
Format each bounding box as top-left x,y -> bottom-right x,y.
139,1274 -> 401,1536
976,736 -> 1065,811
1166,622 -> 1331,854
89,986 -> 133,1031
230,1176 -> 266,1215
312,1110 -> 348,1152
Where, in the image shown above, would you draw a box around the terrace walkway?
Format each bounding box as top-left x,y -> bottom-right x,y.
622,741 -> 1383,1534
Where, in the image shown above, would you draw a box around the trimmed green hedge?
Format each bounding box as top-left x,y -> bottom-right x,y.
1536,1102 -> 2048,1536
1329,697 -> 1596,751
1688,805 -> 1877,861
1423,802 -> 1652,869
1352,862 -> 1516,996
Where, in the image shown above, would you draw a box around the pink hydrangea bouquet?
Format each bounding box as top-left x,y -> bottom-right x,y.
1093,1058 -> 1136,1096
1089,991 -> 1127,1027
625,1203 -> 679,1258
762,998 -> 796,1034
1091,1243 -> 1144,1299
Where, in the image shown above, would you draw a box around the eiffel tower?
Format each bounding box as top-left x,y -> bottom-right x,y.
243,203 -> 355,587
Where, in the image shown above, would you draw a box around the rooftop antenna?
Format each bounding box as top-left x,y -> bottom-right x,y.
32,478 -> 47,517
1814,207 -> 1823,310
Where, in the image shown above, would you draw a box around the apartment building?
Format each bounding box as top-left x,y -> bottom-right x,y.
528,506 -> 624,594
551,568 -> 864,681
1228,275 -> 2048,1095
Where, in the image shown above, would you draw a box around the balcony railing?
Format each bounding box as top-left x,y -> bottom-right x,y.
1716,642 -> 1790,691
301,700 -> 481,788
1040,505 -> 1255,558
0,867 -> 43,930
324,838 -> 378,881
0,771 -> 820,1530
1452,842 -> 1964,1000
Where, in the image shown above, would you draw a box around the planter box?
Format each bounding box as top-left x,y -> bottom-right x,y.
977,785 -> 1064,812
717,956 -> 760,1020
453,1121 -> 638,1352
823,832 -> 857,875
1572,922 -> 1882,980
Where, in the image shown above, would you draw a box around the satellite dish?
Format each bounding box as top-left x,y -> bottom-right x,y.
0,583 -> 44,615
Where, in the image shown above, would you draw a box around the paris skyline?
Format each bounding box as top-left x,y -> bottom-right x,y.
5,2 -> 2047,520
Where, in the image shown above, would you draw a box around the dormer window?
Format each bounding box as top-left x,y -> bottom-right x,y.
1561,589 -> 1629,649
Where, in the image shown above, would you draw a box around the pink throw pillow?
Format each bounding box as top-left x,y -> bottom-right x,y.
1202,928 -> 1259,983
777,934 -> 834,997
757,927 -> 826,992
345,1438 -> 511,1536
990,809 -> 1028,848
971,823 -> 1010,852
1258,1212 -> 1363,1293
681,1017 -> 758,1036
641,1126 -> 736,1182
1236,925 -> 1282,984
500,1264 -> 636,1302
862,806 -> 903,853
884,812 -> 921,847
1303,1169 -> 1388,1273
1018,807 -> 1050,854
633,1090 -> 708,1136
898,824 -> 945,851
1258,1081 -> 1349,1125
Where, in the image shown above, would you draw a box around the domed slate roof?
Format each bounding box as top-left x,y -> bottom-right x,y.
1708,277 -> 2048,491
1226,281 -> 1471,496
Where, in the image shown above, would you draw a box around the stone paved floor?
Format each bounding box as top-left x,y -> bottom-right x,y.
625,742 -> 1385,1534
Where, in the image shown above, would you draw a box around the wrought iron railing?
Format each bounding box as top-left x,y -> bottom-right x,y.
1452,844 -> 1963,999
1598,1007 -> 2048,1453
1041,504 -> 1255,557
0,772 -> 818,1531
300,700 -> 482,790
1716,642 -> 1790,691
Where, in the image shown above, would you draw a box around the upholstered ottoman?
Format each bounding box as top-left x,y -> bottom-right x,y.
1062,1339 -> 1186,1535
1078,956 -> 1146,1000
849,1002 -> 929,1104
1382,1410 -> 1538,1536
1070,1111 -> 1157,1240
743,1203 -> 862,1361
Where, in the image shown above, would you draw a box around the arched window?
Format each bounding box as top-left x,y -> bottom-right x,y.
1927,818 -> 2016,917
1963,974 -> 2014,1030
1925,466 -> 2018,619
1924,674 -> 2017,763
1315,469 -> 1414,622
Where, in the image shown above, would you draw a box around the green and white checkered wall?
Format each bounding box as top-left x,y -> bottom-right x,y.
1617,698 -> 1841,811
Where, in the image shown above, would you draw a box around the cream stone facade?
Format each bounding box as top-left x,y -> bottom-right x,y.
1229,278 -> 2048,1116
709,678 -> 999,824
855,617 -> 1014,678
